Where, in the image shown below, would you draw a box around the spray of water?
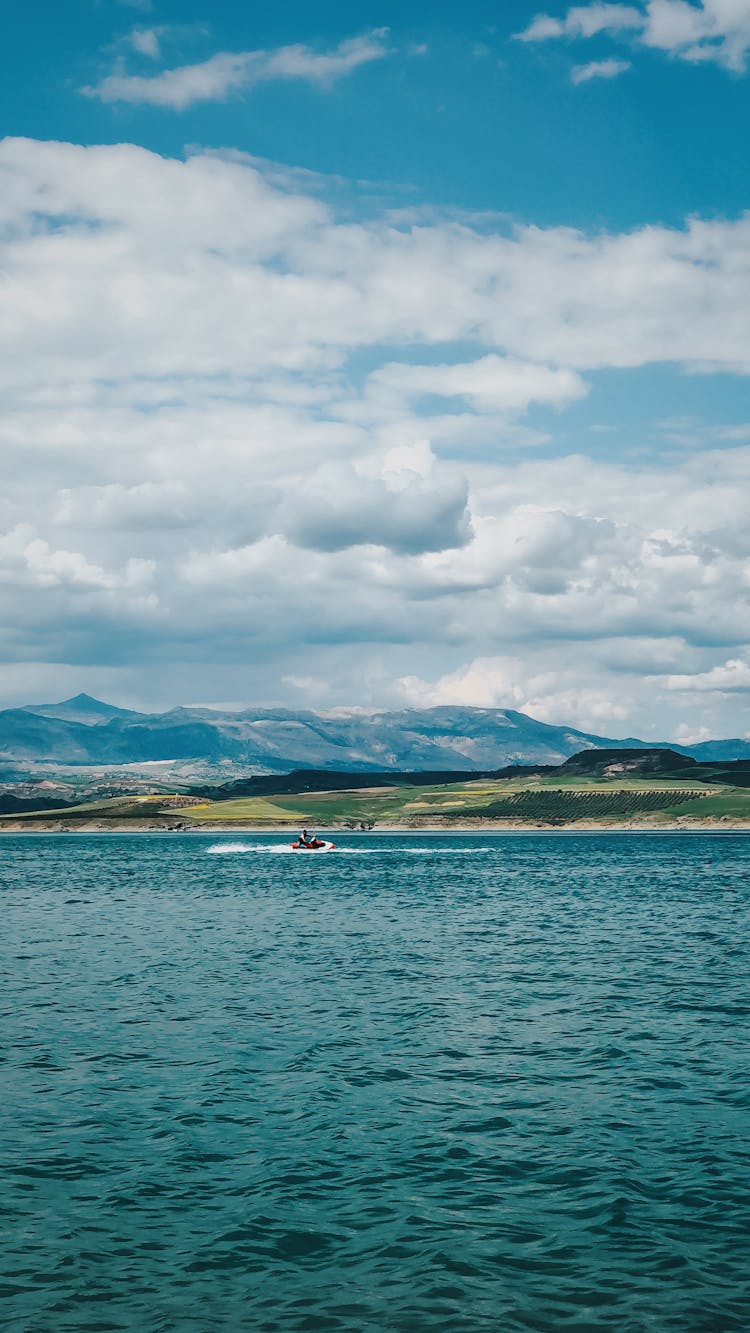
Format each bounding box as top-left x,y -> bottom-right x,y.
206,843 -> 496,856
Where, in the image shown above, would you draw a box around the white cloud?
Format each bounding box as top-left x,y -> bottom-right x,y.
0,138 -> 749,736
276,459 -> 472,555
0,524 -> 156,598
517,4 -> 644,40
642,0 -> 750,70
661,658 -> 750,691
55,481 -> 194,531
366,357 -> 587,413
85,30 -> 390,108
672,722 -> 715,743
571,57 -> 632,78
3,138 -> 750,396
398,639 -> 750,738
128,27 -> 161,59
519,1 -> 750,72
382,440 -> 435,480
397,656 -> 632,733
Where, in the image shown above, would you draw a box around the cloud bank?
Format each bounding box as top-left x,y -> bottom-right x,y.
0,137 -> 749,738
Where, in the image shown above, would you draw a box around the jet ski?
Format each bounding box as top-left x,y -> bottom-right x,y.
290,838 -> 336,852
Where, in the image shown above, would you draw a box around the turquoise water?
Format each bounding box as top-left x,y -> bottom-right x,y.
2,832 -> 749,1332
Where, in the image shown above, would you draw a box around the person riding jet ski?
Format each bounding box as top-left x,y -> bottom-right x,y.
292,829 -> 334,851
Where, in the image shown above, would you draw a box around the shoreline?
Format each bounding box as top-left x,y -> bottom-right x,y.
1,820 -> 749,834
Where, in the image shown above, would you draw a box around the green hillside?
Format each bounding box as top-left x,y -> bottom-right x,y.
180,772 -> 748,826
5,761 -> 750,827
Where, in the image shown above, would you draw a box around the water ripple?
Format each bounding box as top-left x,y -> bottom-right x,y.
2,831 -> 749,1331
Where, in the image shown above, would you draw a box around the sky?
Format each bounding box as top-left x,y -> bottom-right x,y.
1,0 -> 750,740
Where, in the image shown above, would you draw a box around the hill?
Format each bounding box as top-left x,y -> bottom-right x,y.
558,748 -> 696,776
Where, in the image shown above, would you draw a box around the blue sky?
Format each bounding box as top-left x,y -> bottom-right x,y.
6,0 -> 750,228
1,0 -> 750,739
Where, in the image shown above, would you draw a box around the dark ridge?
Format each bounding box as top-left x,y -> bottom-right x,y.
693,760 -> 750,788
0,795 -> 75,815
559,748 -> 696,775
192,762 -> 564,800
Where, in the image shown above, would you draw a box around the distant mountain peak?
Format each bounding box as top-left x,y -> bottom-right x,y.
20,694 -> 140,727
60,693 -> 115,710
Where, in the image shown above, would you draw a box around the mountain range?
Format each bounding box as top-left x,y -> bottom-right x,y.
1,694 -> 748,773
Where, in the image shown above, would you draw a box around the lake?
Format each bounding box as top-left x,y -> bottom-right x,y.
2,832 -> 749,1331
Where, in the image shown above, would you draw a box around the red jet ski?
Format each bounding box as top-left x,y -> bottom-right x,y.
290,837 -> 336,852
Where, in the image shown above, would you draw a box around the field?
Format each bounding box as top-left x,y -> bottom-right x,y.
4,768 -> 750,827
179,773 -> 747,827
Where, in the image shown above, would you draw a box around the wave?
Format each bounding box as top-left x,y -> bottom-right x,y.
206,842 -> 497,856
206,842 -> 295,854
